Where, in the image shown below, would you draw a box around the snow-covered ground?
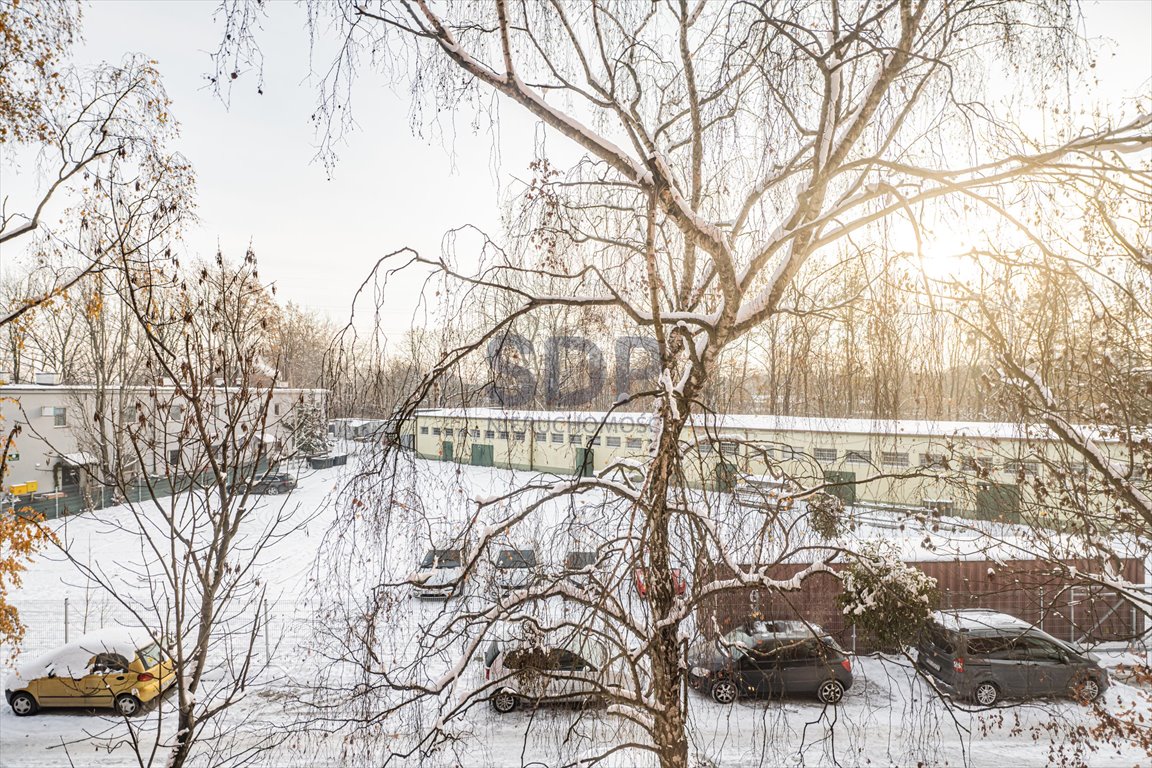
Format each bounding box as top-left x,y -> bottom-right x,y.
2,454 -> 1150,767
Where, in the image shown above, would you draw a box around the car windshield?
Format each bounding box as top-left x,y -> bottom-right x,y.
820,635 -> 845,654
136,642 -> 165,669
496,549 -> 536,569
483,639 -> 501,669
718,628 -> 755,660
420,549 -> 461,569
564,551 -> 597,570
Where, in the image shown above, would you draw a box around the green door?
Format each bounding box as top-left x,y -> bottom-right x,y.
576,447 -> 594,477
471,444 -> 494,467
976,482 -> 1021,523
442,441 -> 454,462
715,461 -> 737,492
823,470 -> 857,507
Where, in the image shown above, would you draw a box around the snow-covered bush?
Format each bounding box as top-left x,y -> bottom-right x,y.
807,492 -> 845,540
837,543 -> 938,650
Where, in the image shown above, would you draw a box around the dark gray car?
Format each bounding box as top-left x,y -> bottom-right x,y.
916,609 -> 1108,706
687,620 -> 853,705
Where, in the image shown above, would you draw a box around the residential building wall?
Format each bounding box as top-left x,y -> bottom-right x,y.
1,383 -> 326,495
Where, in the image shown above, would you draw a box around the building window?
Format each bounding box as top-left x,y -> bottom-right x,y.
432,428 -> 442,436
420,426 -> 428,435
923,498 -> 955,516
844,450 -> 871,465
168,449 -> 182,465
698,442 -> 714,455
1004,460 -> 1040,478
53,407 -> 67,427
626,438 -> 642,449
569,434 -> 581,445
814,447 -> 837,463
273,403 -> 281,416
882,451 -> 909,468
776,445 -> 797,460
170,404 -> 184,422
591,436 -> 601,446
483,430 -> 494,439
962,455 -> 995,473
535,432 -> 546,443
498,431 -> 509,439
919,452 -> 947,468
552,433 -> 563,443
513,431 -> 525,441
719,441 -> 739,456
471,429 -> 480,438
606,436 -> 621,447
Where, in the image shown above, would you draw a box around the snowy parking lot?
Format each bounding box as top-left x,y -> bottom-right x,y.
3,456 -> 1151,767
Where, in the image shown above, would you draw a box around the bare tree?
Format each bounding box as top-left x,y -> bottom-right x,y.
49,252 -> 315,768
216,1 -> 1151,765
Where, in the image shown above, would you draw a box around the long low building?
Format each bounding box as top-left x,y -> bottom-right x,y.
411,408 -> 1148,525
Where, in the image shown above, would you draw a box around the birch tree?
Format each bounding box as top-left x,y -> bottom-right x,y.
221,1 -> 1150,765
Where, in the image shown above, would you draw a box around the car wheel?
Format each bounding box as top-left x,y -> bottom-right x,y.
972,681 -> 999,707
710,678 -> 738,705
267,485 -> 283,495
817,679 -> 846,705
491,691 -> 518,714
10,691 -> 38,716
1071,677 -> 1102,704
115,693 -> 142,717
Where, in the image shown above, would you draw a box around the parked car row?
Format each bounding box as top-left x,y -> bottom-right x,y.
476,608 -> 1110,716
408,540 -> 697,602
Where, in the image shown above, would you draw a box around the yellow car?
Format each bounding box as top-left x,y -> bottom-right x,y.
5,627 -> 176,717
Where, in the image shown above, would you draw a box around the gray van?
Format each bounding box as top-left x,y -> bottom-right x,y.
916,609 -> 1108,706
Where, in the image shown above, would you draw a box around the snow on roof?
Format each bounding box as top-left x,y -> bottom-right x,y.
6,626 -> 156,687
415,408 -> 1118,442
57,452 -> 98,466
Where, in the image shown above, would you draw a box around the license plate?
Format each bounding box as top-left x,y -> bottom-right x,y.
924,658 -> 940,671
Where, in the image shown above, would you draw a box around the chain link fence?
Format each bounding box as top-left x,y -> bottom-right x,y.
5,459 -> 288,521
1,595 -> 325,674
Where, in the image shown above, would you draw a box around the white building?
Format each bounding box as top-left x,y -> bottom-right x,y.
1,376 -> 326,502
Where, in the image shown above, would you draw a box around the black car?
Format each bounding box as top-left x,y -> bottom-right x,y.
688,620 -> 853,705
916,609 -> 1108,706
235,473 -> 297,495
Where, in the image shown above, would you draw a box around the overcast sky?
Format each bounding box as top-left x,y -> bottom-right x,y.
5,0 -> 1151,343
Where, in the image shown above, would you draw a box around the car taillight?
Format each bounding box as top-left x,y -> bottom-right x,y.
485,667 -> 490,681
953,658 -> 964,673
137,673 -> 155,682
840,659 -> 852,672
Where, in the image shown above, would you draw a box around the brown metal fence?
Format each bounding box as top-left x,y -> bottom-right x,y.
697,558 -> 1146,653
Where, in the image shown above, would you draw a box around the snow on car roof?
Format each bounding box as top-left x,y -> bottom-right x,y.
932,609 -> 1034,633
6,626 -> 157,686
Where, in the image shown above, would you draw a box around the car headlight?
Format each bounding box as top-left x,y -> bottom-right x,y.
690,667 -> 711,678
